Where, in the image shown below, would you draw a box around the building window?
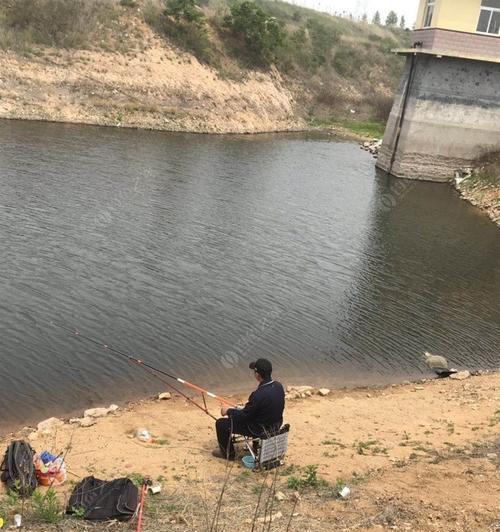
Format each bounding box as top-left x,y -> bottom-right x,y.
477,0 -> 500,34
423,0 -> 436,28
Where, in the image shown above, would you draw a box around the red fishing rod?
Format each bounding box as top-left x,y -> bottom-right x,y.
50,321 -> 236,419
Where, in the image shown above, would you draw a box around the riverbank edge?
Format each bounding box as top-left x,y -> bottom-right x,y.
454,179 -> 500,228
0,115 -> 378,143
0,370 -> 499,531
1,368 -> 497,441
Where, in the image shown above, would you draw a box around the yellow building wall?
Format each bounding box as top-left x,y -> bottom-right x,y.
415,0 -> 483,33
415,0 -> 427,28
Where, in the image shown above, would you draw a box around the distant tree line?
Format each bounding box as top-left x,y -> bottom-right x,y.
368,10 -> 407,29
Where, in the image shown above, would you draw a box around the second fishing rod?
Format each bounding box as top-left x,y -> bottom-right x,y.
50,320 -> 236,418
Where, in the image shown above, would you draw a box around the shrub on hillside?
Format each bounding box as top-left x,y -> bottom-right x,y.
333,44 -> 366,78
0,0 -> 116,48
165,0 -> 205,27
371,93 -> 394,122
146,0 -> 214,63
306,18 -> 339,68
223,1 -> 285,65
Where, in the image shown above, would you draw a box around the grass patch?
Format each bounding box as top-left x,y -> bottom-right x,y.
336,120 -> 385,138
354,439 -> 388,455
287,465 -> 328,490
490,410 -> 500,426
0,0 -> 119,50
321,438 -> 346,448
308,117 -> 385,138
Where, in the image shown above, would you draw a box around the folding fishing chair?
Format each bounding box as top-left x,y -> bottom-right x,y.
232,424 -> 290,470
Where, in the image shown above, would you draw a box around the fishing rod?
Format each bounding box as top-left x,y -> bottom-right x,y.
49,321 -> 236,419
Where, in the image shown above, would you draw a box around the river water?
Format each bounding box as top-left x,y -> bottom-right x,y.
0,120 -> 499,430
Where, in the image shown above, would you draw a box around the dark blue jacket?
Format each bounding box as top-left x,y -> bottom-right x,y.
228,379 -> 285,435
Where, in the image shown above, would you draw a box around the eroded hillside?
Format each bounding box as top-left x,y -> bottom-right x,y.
0,0 -> 409,133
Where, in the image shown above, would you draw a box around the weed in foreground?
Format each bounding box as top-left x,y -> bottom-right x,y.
287,464 -> 327,490
31,488 -> 62,524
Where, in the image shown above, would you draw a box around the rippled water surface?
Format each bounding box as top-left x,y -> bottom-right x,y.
1,120 -> 499,429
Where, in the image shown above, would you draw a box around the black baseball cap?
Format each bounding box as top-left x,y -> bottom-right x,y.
249,358 -> 272,377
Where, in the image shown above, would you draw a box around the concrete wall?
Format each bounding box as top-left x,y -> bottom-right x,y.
415,0 -> 482,32
377,55 -> 500,182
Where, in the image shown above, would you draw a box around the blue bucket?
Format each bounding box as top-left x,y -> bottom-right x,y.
242,455 -> 255,469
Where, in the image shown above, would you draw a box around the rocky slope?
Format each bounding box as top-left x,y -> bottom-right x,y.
0,26 -> 300,134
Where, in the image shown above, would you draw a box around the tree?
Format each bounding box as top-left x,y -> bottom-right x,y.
385,10 -> 398,26
372,11 -> 381,25
400,15 -> 406,29
164,0 -> 205,28
162,0 -> 212,63
361,13 -> 367,23
223,1 -> 285,64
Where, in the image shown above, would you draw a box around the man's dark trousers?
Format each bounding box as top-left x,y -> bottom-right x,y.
216,417 -> 254,459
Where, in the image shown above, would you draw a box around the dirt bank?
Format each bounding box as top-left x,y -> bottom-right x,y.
0,18 -> 302,135
1,372 -> 499,530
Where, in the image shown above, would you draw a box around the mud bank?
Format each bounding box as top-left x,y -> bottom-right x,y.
1,372 -> 498,531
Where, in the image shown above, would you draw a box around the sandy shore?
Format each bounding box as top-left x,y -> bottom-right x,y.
1,371 -> 498,531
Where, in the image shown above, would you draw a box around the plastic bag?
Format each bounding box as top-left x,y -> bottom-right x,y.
33,451 -> 67,486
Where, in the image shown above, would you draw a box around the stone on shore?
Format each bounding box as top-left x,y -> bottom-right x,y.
84,404 -> 119,418
37,417 -> 64,435
158,392 -> 172,400
285,385 -> 316,400
450,371 -> 471,381
286,386 -> 314,393
80,417 -> 97,428
318,388 -> 331,396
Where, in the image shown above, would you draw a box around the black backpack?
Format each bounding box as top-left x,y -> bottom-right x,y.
0,440 -> 38,496
67,476 -> 138,522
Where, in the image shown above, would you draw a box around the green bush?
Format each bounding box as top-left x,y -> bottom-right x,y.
0,0 -> 116,48
165,0 -> 205,27
286,465 -> 328,490
146,0 -> 214,63
223,1 -> 285,65
306,18 -> 339,68
31,488 -> 62,524
333,44 -> 366,78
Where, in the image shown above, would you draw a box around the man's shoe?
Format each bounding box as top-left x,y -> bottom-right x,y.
212,449 -> 235,461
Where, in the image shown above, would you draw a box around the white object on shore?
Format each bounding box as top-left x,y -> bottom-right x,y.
14,514 -> 22,528
136,428 -> 153,443
339,486 -> 350,498
148,483 -> 162,494
318,388 -> 331,396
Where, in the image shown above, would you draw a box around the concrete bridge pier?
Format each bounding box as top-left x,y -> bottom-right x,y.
377,52 -> 500,182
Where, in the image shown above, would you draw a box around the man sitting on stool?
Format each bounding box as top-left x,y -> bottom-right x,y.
214,358 -> 285,460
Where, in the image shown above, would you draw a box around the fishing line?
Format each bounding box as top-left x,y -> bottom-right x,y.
49,320 -> 234,419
